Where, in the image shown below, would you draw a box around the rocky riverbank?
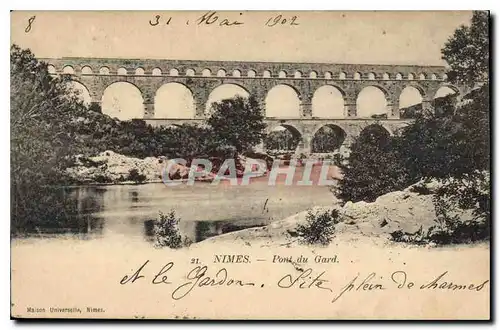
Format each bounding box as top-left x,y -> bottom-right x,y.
196,181 -> 476,248
65,150 -> 268,184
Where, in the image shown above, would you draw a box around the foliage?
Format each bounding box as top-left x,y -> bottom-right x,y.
397,86 -> 489,181
127,169 -> 147,184
337,12 -> 490,247
153,211 -> 192,249
206,95 -> 267,153
11,44 -> 89,233
295,209 -> 340,246
311,126 -> 345,153
265,129 -> 299,152
335,125 -> 411,203
11,44 -> 87,187
441,11 -> 489,87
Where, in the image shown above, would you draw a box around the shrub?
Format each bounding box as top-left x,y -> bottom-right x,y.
335,124 -> 411,203
127,168 -> 147,184
153,211 -> 191,249
295,209 -> 340,246
93,174 -> 113,184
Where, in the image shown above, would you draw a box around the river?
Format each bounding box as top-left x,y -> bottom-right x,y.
22,165 -> 337,244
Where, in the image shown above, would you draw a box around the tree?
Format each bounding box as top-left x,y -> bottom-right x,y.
11,45 -> 87,186
206,96 -> 267,153
437,11 -> 490,227
441,11 -> 489,87
393,11 -> 491,240
336,125 -> 410,203
11,45 -> 90,233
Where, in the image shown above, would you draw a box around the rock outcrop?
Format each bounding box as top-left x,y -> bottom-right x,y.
198,182 -> 476,246
66,150 -> 267,184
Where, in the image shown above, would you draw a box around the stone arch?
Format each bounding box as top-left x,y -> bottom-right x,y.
263,70 -> 272,78
232,69 -> 241,77
368,72 -> 376,80
383,72 -> 390,80
356,85 -> 388,118
81,66 -> 93,74
186,68 -> 195,76
152,68 -> 162,76
217,69 -> 226,77
265,84 -> 301,118
205,83 -> 250,115
395,73 -> 403,80
433,85 -> 459,99
135,68 -> 145,75
419,73 -> 426,80
311,124 -> 347,153
154,82 -> 195,119
264,124 -> 302,153
279,70 -> 287,78
339,72 -> 347,80
247,70 -> 256,78
101,81 -> 144,120
431,73 -> 437,80
99,66 -> 110,75
63,65 -> 75,74
324,71 -> 332,79
67,80 -> 92,106
169,68 -> 179,76
202,68 -> 212,76
399,85 -> 424,118
294,71 -> 302,79
311,85 -> 345,118
359,124 -> 391,142
401,82 -> 426,97
353,72 -> 361,80
47,64 -> 57,74
309,71 -> 318,79
408,73 -> 415,80
117,67 -> 127,75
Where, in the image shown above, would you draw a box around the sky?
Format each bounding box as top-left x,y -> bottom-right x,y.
11,11 -> 472,65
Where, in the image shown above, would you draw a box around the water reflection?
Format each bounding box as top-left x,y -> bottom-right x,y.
143,219 -> 267,243
16,187 -> 106,238
20,180 -> 334,244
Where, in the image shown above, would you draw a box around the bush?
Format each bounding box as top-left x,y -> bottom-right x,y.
93,174 -> 113,184
153,211 -> 192,249
295,209 -> 340,246
335,124 -> 411,203
127,168 -> 147,184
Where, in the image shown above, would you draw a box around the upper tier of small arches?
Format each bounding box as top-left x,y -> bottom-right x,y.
47,64 -> 448,81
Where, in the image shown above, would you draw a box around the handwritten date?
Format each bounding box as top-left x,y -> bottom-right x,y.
148,12 -> 299,28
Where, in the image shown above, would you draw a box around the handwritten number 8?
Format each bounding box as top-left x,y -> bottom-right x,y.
25,16 -> 36,33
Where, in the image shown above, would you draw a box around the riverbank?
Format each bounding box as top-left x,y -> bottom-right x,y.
65,150 -> 271,185
65,150 -> 342,186
195,181 -> 478,248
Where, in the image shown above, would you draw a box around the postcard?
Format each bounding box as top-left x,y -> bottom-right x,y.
10,10 -> 490,320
